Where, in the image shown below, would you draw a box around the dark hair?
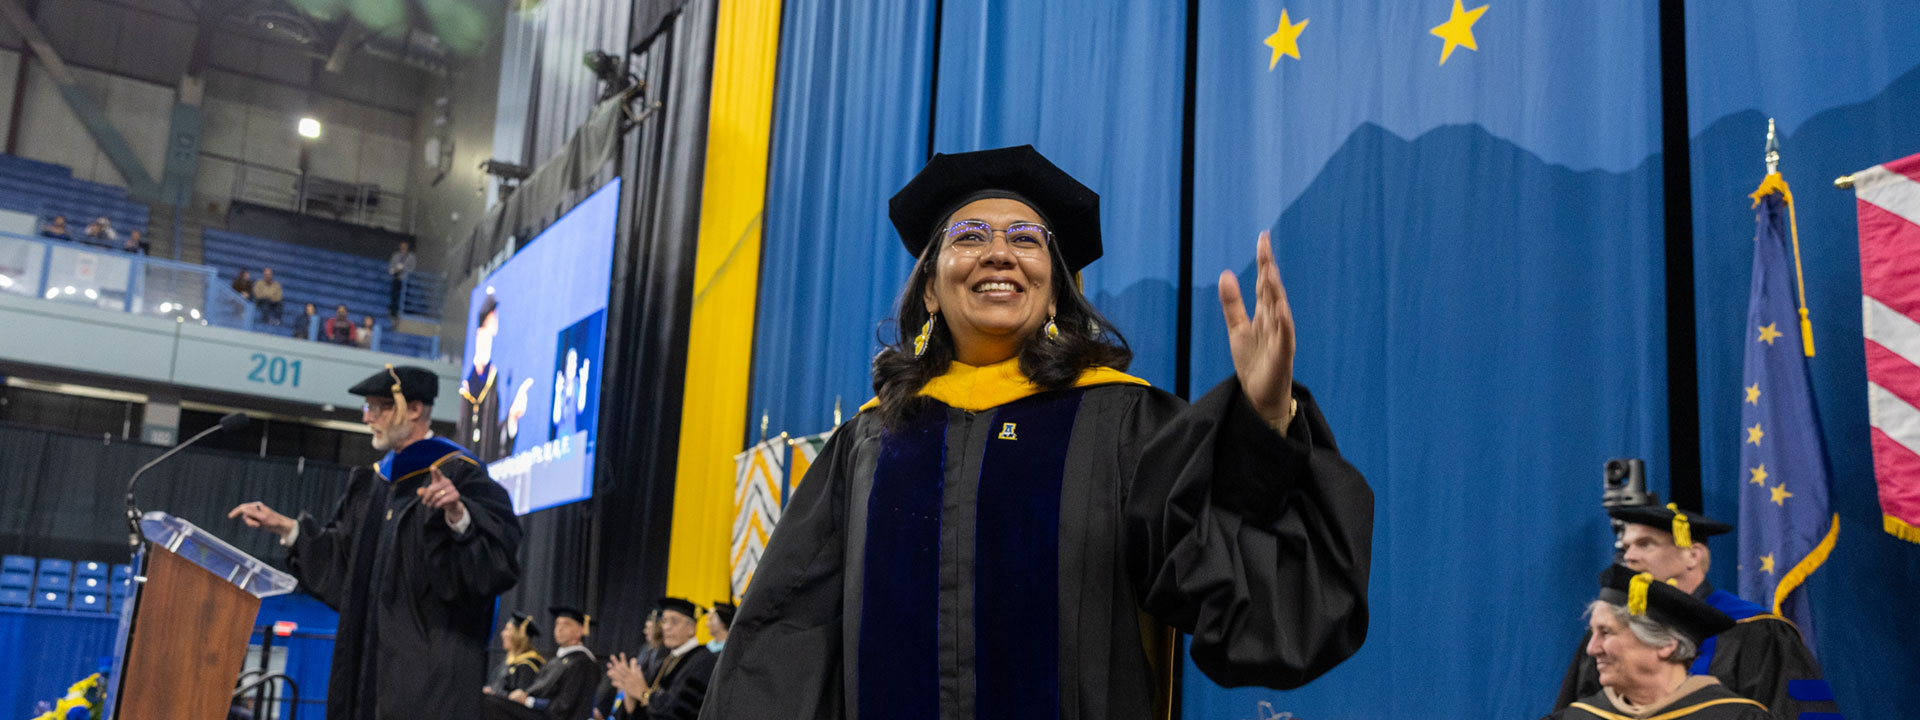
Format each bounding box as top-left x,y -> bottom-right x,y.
870,225 -> 1130,429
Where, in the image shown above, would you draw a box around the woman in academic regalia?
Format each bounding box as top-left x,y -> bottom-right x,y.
700,145 -> 1377,720
1545,566 -> 1771,720
486,612 -> 545,697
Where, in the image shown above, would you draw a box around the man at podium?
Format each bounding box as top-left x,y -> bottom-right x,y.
229,365 -> 524,720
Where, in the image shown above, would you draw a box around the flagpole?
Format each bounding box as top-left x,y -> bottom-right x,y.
1759,119 -> 1816,357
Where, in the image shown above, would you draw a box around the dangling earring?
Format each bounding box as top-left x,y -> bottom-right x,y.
1044,314 -> 1059,340
913,312 -> 937,357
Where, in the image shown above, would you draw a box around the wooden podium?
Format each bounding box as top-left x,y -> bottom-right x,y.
108,512 -> 296,720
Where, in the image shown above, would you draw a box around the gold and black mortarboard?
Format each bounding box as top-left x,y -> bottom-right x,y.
1596,564 -> 1734,646
348,365 -> 440,405
1607,502 -> 1732,547
889,145 -> 1103,272
509,610 -> 541,638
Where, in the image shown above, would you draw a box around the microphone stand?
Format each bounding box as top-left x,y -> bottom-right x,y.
124,413 -> 249,549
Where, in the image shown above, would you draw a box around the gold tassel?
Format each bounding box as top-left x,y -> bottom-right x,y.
1667,502 -> 1692,548
1627,572 -> 1653,616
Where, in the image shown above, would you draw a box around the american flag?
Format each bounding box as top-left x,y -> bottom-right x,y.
1738,174 -> 1837,652
1850,151 -> 1920,547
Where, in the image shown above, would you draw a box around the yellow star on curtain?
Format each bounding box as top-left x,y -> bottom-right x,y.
1757,323 -> 1783,345
1430,0 -> 1488,65
1760,553 -> 1776,574
1770,483 -> 1794,506
1749,464 -> 1768,486
1745,383 -> 1761,404
1746,423 -> 1764,446
1265,9 -> 1308,70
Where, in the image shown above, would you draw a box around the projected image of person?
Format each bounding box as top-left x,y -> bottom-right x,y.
548,311 -> 605,444
461,294 -> 536,463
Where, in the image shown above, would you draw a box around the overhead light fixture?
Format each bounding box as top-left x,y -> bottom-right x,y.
298,117 -> 322,139
0,274 -> 12,288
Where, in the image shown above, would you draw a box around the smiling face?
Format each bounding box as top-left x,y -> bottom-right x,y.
1585,602 -> 1678,696
922,198 -> 1056,366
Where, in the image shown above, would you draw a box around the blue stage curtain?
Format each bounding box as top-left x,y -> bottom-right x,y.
0,608 -> 118,717
1686,2 -> 1920,716
749,0 -> 938,437
1187,3 -> 1666,717
930,0 -> 1186,389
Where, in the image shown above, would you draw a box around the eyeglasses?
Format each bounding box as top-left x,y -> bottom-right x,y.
362,402 -> 396,416
941,220 -> 1052,258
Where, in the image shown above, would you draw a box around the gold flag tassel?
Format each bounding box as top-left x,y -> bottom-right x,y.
1749,119 -> 1815,357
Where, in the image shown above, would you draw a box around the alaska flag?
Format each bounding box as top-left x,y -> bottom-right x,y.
1738,178 -> 1839,651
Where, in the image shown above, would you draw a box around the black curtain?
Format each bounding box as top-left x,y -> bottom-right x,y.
582,0 -> 716,657
0,423 -> 352,571
491,0 -> 715,658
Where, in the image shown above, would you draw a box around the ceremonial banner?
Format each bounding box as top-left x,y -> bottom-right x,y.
731,438 -> 786,599
787,430 -> 834,505
1850,151 -> 1920,545
1738,175 -> 1838,650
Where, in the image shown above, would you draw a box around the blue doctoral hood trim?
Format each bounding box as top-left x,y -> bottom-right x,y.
377,436 -> 478,484
1703,589 -> 1765,620
1690,589 -> 1767,675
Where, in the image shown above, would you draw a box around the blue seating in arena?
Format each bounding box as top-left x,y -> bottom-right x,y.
0,154 -> 149,236
34,572 -> 69,593
71,592 -> 111,612
202,228 -> 444,358
0,557 -> 132,611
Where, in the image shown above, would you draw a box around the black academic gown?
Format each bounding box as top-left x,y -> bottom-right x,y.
485,648 -> 604,720
699,376 -> 1374,720
1547,681 -> 1772,720
289,436 -> 523,720
461,365 -> 513,462
1552,582 -> 1840,718
613,646 -> 717,720
490,654 -> 545,696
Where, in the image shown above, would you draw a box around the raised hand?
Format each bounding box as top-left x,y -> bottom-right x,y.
417,465 -> 466,525
228,501 -> 296,538
1216,230 -> 1297,433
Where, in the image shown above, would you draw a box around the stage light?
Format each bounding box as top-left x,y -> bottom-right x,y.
63,285 -> 76,295
298,117 -> 322,139
0,274 -> 12,288
190,308 -> 202,319
84,288 -> 98,299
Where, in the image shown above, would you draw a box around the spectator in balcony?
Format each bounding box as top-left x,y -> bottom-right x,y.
39,215 -> 69,240
356,315 -> 377,349
294,303 -> 319,340
121,230 -> 148,255
231,270 -> 254,299
84,216 -> 117,244
389,240 -> 417,319
325,304 -> 356,345
253,268 -> 284,326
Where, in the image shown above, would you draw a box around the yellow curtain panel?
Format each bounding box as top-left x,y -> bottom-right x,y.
666,0 -> 784,610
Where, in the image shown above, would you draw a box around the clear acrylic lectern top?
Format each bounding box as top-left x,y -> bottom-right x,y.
139,511 -> 296,598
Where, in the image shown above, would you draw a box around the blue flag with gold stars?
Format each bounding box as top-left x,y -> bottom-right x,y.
1737,179 -> 1838,651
